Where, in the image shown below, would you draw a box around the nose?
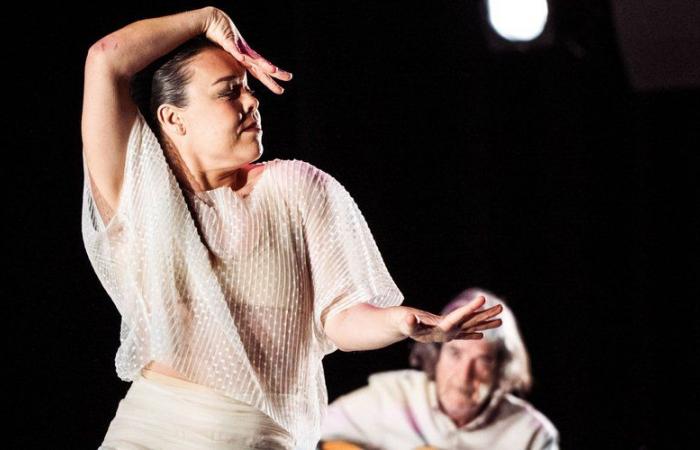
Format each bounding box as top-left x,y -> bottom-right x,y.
453,358 -> 478,389
242,90 -> 259,116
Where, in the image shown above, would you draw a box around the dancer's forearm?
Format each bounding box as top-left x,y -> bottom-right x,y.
324,303 -> 410,352
88,6 -> 211,77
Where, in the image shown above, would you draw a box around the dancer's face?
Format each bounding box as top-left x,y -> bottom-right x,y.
434,339 -> 498,427
158,47 -> 262,183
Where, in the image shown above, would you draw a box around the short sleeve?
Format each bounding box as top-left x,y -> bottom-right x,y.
83,160 -> 116,228
81,110 -> 145,235
299,163 -> 404,354
80,109 -> 154,322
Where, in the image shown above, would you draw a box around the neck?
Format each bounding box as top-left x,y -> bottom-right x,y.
162,138 -> 253,193
194,166 -> 251,192
438,393 -> 495,428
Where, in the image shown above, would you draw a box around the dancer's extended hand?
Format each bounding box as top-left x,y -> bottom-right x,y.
398,296 -> 503,343
203,7 -> 293,94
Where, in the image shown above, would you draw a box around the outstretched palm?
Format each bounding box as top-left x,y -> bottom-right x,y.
204,7 -> 293,94
399,296 -> 503,343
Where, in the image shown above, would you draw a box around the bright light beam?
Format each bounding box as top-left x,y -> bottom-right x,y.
487,0 -> 549,42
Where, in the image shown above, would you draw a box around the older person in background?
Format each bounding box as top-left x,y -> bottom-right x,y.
319,288 -> 559,450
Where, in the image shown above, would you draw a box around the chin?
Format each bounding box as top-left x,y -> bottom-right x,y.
443,404 -> 477,424
243,144 -> 263,162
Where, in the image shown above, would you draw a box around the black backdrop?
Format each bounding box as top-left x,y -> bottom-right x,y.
10,1 -> 698,448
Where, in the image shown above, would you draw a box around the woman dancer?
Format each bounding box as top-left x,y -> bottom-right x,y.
81,6 -> 503,449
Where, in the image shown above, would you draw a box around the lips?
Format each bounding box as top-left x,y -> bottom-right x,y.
241,119 -> 261,132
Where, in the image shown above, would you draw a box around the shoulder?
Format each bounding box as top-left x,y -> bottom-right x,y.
265,159 -> 354,209
501,394 -> 559,441
263,158 -> 329,181
264,158 -> 348,191
332,370 -> 425,409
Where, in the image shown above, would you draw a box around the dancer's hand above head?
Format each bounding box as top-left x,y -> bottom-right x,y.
202,6 -> 293,94
398,296 -> 503,343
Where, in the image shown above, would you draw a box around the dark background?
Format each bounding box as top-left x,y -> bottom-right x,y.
10,1 -> 698,448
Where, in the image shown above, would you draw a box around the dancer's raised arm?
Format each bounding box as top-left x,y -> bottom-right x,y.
81,7 -> 211,222
81,6 -> 292,223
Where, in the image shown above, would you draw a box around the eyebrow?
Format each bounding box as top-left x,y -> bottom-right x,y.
211,74 -> 244,87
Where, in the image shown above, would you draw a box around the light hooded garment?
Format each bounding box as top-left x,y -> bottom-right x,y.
81,109 -> 404,449
321,369 -> 559,450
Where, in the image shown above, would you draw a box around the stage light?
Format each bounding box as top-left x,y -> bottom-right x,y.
487,0 -> 549,42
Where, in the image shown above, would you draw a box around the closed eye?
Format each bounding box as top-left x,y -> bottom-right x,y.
220,85 -> 242,100
219,85 -> 255,100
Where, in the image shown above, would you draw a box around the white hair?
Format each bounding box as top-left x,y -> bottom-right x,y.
443,287 -> 532,394
409,286 -> 533,395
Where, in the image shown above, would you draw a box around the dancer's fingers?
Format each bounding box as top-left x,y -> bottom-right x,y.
440,296 -> 486,330
464,318 -> 502,332
249,64 -> 284,94
269,67 -> 293,81
461,304 -> 503,330
454,331 -> 484,340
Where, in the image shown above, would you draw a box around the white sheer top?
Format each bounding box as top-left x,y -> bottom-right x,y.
80,110 -> 404,449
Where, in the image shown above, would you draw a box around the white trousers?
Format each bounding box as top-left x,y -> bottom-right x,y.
99,369 -> 295,450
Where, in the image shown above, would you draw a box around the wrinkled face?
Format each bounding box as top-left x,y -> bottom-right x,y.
160,47 -> 263,179
434,339 -> 498,426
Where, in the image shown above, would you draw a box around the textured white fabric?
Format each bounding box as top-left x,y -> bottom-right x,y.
99,369 -> 294,449
321,369 -> 559,450
81,109 -> 404,449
